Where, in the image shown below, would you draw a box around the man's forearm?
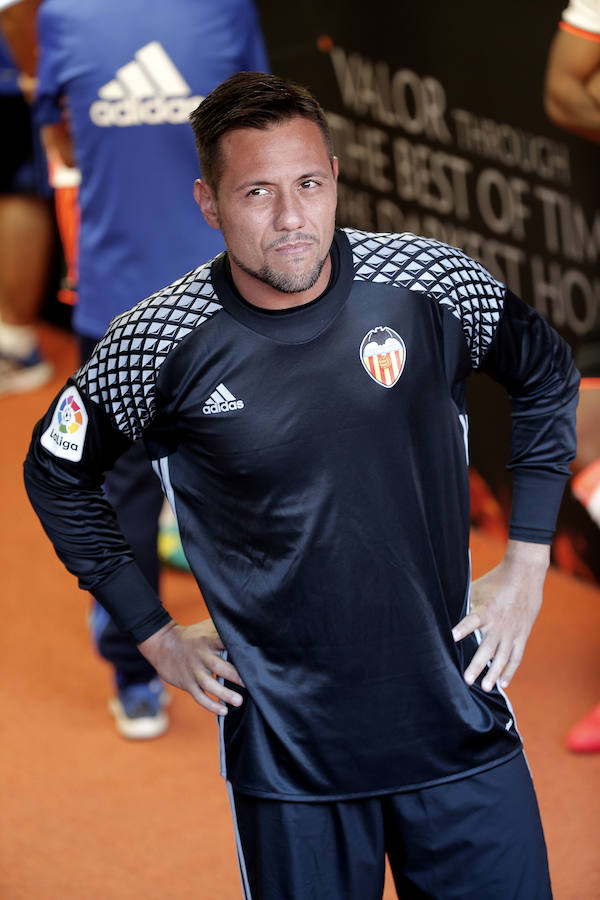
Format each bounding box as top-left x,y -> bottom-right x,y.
0,0 -> 41,76
545,76 -> 600,142
544,30 -> 600,143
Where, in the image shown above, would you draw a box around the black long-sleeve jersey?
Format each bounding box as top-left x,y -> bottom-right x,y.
25,228 -> 579,800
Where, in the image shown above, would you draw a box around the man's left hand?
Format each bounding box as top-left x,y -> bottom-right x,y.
452,539 -> 550,692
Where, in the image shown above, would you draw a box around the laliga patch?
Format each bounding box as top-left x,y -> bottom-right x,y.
41,386 -> 88,462
360,326 -> 406,388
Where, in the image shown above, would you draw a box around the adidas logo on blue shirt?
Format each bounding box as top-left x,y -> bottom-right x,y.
89,41 -> 203,127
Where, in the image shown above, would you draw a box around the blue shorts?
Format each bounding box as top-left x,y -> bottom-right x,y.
0,95 -> 51,197
229,751 -> 551,899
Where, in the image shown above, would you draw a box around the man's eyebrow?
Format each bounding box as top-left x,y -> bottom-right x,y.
297,170 -> 332,181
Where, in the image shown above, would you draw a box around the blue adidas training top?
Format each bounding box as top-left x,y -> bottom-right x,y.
35,0 -> 268,339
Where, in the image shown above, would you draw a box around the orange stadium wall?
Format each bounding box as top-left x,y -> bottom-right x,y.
256,0 -> 600,582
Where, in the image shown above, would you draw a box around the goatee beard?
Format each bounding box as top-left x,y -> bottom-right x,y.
229,250 -> 328,294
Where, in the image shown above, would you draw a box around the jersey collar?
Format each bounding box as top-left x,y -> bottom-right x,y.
210,228 -> 354,344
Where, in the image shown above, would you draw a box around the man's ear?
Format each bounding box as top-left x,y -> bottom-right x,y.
194,179 -> 220,230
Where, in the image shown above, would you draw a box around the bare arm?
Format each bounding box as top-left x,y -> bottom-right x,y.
452,539 -> 550,692
138,617 -> 245,715
0,0 -> 40,76
0,0 -> 43,102
41,120 -> 77,169
544,29 -> 600,143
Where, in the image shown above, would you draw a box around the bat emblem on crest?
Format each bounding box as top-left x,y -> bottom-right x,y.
360,326 -> 406,388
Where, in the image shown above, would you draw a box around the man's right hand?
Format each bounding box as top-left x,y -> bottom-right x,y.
138,618 -> 244,715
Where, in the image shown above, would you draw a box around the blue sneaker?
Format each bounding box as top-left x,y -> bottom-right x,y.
108,677 -> 169,740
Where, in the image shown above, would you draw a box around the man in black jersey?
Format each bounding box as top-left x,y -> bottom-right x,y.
25,73 -> 579,898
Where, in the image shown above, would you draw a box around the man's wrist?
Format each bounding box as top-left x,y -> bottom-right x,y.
137,619 -> 176,652
504,538 -> 551,571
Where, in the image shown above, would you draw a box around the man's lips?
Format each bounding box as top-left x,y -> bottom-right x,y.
273,241 -> 314,255
265,233 -> 318,255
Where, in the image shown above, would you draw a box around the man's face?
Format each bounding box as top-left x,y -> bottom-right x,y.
195,117 -> 338,305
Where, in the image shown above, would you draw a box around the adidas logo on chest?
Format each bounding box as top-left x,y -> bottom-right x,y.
203,383 -> 245,415
89,41 -> 203,127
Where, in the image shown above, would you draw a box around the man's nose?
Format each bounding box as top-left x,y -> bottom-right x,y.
273,191 -> 305,231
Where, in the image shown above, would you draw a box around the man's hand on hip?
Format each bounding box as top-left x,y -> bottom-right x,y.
452,539 -> 550,692
138,618 -> 244,715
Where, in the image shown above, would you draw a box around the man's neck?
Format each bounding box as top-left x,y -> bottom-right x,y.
228,253 -> 332,311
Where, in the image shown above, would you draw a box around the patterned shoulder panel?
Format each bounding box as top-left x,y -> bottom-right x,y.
76,262 -> 222,440
344,228 -> 506,368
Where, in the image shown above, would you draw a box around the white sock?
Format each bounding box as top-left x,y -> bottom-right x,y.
0,320 -> 38,357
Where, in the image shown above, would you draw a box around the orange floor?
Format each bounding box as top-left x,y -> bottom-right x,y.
1,323 -> 599,899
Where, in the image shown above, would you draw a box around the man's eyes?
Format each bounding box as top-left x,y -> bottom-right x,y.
246,180 -> 321,198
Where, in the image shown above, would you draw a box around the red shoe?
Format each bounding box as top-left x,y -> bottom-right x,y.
566,703 -> 600,752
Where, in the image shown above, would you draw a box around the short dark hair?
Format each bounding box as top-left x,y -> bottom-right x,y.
189,72 -> 334,189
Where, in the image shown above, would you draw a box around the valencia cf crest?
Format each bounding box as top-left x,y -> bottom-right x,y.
360,326 -> 406,388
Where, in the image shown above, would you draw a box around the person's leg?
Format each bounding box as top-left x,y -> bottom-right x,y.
384,752 -> 552,900
229,786 -> 387,900
0,94 -> 54,395
0,194 -> 54,394
91,436 -> 164,683
0,194 -> 53,326
566,366 -> 600,750
79,334 -> 168,737
91,430 -> 169,737
570,378 -> 600,530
